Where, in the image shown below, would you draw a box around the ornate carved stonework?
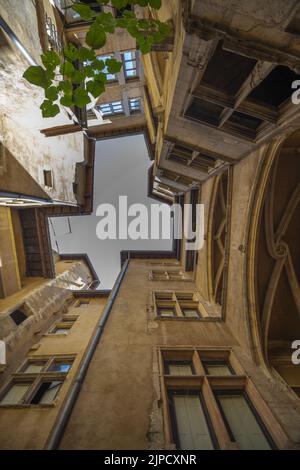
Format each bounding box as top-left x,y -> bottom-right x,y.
255,136 -> 300,362
208,169 -> 231,306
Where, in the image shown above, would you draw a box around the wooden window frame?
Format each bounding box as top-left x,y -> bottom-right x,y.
202,360 -> 235,376
122,50 -> 139,80
153,292 -> 206,320
0,355 -> 75,407
43,169 -> 53,189
48,314 -> 78,335
167,389 -> 219,450
214,389 -> 276,449
150,270 -> 186,281
164,360 -> 195,376
158,347 -> 285,450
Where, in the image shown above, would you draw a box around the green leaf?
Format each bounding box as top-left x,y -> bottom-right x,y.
105,58 -> 122,74
23,66 -> 50,89
60,61 -> 75,77
63,44 -> 79,61
95,12 -> 116,33
60,95 -> 74,107
45,86 -> 59,101
83,65 -> 95,78
95,72 -> 107,82
72,70 -> 85,84
78,47 -> 96,62
86,79 -> 105,98
42,50 -> 60,70
58,80 -> 73,94
73,87 -> 91,107
149,0 -> 162,8
92,59 -> 105,71
40,100 -> 60,118
72,3 -> 96,21
86,24 -> 107,49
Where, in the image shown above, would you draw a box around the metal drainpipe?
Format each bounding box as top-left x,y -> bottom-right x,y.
46,258 -> 130,450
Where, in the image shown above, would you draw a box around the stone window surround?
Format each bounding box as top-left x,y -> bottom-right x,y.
156,347 -> 285,450
0,354 -> 75,408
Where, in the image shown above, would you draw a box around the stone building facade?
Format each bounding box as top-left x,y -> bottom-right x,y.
0,0 -> 299,451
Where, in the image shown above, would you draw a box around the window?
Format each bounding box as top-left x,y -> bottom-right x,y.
154,292 -> 202,320
165,361 -> 194,376
122,51 -> 138,79
10,309 -> 27,326
215,391 -> 272,450
181,308 -> 200,319
0,383 -> 31,405
151,270 -> 185,281
0,356 -> 74,406
47,361 -> 72,373
50,325 -> 73,335
30,381 -> 63,404
98,101 -> 124,117
43,169 -> 53,188
168,391 -> 217,450
45,14 -> 62,52
202,360 -> 234,376
48,315 -> 78,335
158,307 -> 176,318
21,361 -> 48,374
160,349 -> 276,450
129,97 -> 142,114
75,299 -> 90,308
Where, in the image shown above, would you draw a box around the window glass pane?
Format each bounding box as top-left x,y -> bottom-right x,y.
48,362 -> 72,373
176,293 -> 194,300
168,364 -> 193,376
123,51 -> 137,78
52,328 -> 70,335
30,381 -> 63,405
0,383 -> 31,405
10,310 -> 27,326
172,394 -> 215,450
159,308 -> 175,317
23,363 -> 46,373
204,362 -> 232,376
182,309 -> 199,318
217,394 -> 271,450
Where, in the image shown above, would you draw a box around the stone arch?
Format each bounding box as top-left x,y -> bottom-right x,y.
247,131 -> 300,393
207,168 -> 232,308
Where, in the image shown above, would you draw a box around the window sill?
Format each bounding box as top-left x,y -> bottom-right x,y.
43,333 -> 69,338
156,317 -> 222,322
0,402 -> 56,409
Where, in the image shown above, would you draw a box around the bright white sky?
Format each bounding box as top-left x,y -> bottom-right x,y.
49,134 -> 173,289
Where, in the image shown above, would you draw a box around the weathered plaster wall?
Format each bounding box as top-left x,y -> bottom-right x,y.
0,260 -> 94,387
0,295 -> 107,450
0,207 -> 21,297
0,1 -> 84,203
56,258 -> 300,450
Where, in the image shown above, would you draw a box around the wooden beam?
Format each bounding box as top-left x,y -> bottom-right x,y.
40,124 -> 82,137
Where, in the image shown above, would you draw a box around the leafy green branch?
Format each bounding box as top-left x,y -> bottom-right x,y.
23,0 -> 171,119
